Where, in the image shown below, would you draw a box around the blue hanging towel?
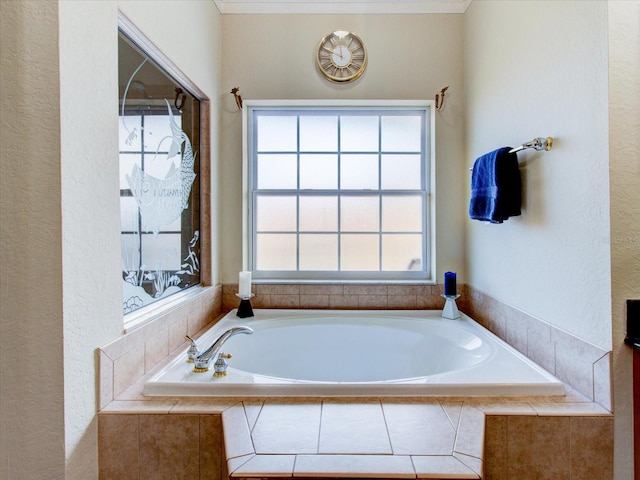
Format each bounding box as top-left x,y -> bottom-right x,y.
469,147 -> 521,223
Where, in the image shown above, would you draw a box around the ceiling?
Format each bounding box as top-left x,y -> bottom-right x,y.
213,0 -> 472,14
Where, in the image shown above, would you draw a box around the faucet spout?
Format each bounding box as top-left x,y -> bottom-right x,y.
193,326 -> 253,372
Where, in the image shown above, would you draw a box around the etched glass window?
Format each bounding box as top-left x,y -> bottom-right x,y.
247,103 -> 432,282
119,32 -> 200,315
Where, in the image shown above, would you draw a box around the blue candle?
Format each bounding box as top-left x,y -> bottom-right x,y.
444,271 -> 457,296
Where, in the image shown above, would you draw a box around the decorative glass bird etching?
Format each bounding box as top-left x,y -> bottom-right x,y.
126,99 -> 197,235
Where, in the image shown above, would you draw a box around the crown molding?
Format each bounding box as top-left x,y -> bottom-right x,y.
214,0 -> 472,15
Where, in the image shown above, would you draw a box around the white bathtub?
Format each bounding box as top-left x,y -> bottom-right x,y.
144,309 -> 564,397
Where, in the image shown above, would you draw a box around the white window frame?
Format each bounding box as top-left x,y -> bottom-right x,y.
242,99 -> 436,283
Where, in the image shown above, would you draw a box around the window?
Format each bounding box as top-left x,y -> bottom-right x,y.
244,100 -> 435,282
119,31 -> 201,316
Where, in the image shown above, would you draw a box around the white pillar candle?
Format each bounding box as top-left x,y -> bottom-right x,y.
238,271 -> 252,297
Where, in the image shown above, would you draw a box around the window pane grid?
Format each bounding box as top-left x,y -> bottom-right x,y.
250,106 -> 429,279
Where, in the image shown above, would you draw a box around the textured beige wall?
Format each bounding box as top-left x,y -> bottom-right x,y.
608,2 -> 640,479
219,13 -> 466,284
465,1 -> 638,478
0,1 -> 65,478
464,1 -> 611,349
1,1 -> 222,479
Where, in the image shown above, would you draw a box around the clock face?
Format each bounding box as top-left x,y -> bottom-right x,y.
316,30 -> 367,83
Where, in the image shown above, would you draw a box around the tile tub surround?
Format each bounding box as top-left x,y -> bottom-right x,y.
221,283 -> 447,311
99,285 -> 222,409
98,388 -> 612,480
462,284 -> 612,411
221,282 -> 612,410
101,282 -> 611,412
97,282 -> 614,478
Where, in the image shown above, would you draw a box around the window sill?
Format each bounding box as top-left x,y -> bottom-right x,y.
251,279 -> 437,286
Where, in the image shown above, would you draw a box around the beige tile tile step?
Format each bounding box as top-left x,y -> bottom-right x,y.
222,399 -> 483,479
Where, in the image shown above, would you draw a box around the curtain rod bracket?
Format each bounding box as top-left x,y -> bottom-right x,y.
435,86 -> 449,111
231,87 -> 243,110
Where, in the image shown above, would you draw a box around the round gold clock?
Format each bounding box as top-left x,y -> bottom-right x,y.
316,30 -> 367,83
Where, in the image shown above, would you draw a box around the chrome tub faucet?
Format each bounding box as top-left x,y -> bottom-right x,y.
192,326 -> 253,375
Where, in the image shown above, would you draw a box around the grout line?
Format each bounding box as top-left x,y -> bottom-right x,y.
197,414 -> 202,479
379,398 -> 394,455
437,399 -> 460,431
136,414 -> 141,480
243,399 -> 265,433
408,454 -> 418,478
242,402 -> 258,455
317,400 -> 324,454
450,401 -> 464,453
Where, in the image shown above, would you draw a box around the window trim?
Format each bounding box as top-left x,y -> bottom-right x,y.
242,99 -> 436,283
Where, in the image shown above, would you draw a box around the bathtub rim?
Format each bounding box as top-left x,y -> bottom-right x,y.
143,309 -> 566,397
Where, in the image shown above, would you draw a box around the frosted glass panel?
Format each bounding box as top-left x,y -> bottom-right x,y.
381,155 -> 422,190
299,196 -> 337,232
341,234 -> 379,271
157,213 -> 181,233
257,116 -> 297,152
382,195 -> 423,232
143,115 -> 174,151
141,233 -> 181,270
257,154 -> 297,189
299,234 -> 338,270
341,154 -> 378,189
119,154 -> 141,189
256,196 -> 297,231
142,153 -> 179,180
382,234 -> 422,270
119,30 -> 201,316
340,116 -> 379,152
120,197 -> 139,232
121,234 -> 140,271
300,116 -> 338,152
119,115 -> 141,151
256,234 -> 297,270
341,196 -> 379,232
381,116 -> 421,152
300,154 -> 338,189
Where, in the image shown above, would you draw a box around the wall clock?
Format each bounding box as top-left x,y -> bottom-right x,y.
316,30 -> 367,83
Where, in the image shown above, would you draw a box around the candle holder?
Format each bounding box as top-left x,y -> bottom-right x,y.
441,294 -> 461,320
236,293 -> 254,318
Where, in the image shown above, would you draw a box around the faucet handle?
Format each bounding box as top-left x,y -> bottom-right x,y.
213,353 -> 232,377
184,335 -> 199,363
